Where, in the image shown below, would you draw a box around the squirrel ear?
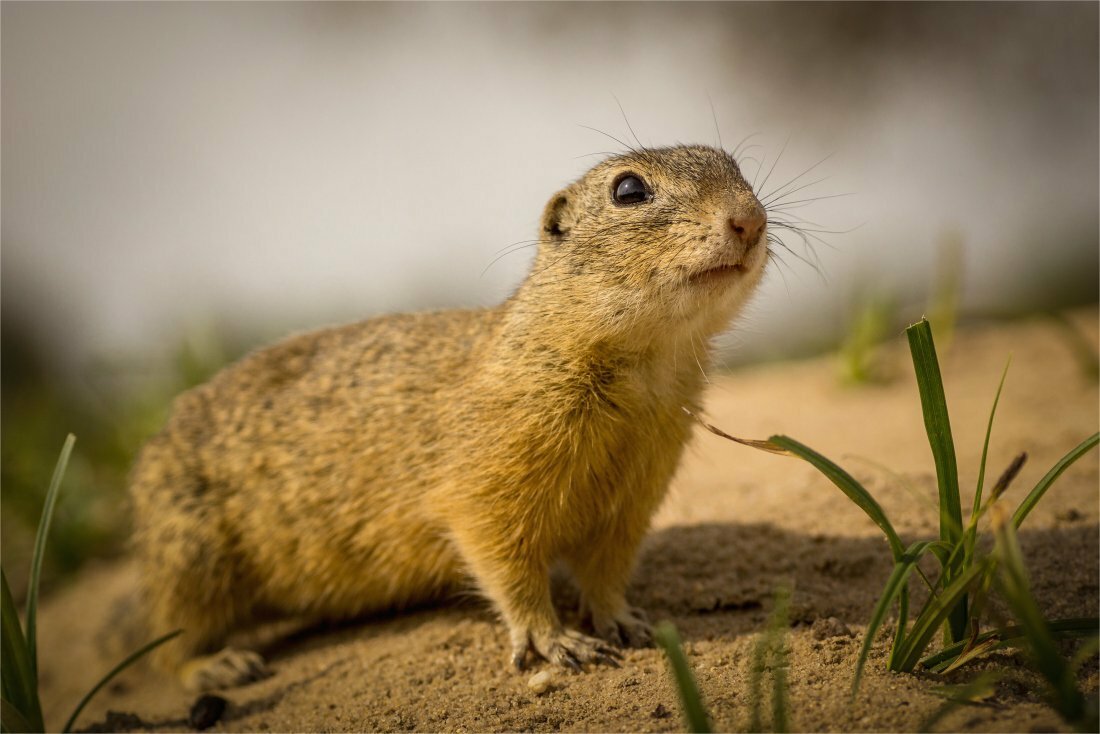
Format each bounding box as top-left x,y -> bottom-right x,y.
541,186 -> 576,241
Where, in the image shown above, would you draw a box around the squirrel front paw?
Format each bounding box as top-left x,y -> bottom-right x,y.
591,605 -> 653,648
511,627 -> 622,672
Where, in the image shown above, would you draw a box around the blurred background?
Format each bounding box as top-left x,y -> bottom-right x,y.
2,2 -> 1097,588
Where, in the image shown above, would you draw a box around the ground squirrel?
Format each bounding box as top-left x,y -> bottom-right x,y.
129,144 -> 769,691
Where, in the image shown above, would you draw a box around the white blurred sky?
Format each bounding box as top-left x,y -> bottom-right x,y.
3,2 -> 1097,378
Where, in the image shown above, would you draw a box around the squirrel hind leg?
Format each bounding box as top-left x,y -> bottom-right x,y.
144,583 -> 269,691
143,580 -> 269,691
178,647 -> 269,692
142,577 -> 260,688
136,512 -> 261,689
131,439 -> 266,689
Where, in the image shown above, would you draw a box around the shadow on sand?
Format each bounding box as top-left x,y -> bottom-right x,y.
79,519 -> 1097,731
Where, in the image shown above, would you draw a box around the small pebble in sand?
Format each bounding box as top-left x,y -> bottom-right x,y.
527,670 -> 554,695
188,694 -> 228,730
811,616 -> 854,640
650,703 -> 671,719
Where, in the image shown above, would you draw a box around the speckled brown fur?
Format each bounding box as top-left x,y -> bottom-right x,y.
129,145 -> 768,690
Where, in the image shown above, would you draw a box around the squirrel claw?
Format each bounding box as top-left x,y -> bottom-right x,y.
524,628 -> 621,673
595,652 -> 622,668
592,605 -> 653,649
560,650 -> 583,672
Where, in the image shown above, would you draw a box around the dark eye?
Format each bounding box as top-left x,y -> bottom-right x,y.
613,174 -> 650,205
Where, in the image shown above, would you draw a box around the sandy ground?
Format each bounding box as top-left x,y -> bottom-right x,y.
36,309 -> 1099,733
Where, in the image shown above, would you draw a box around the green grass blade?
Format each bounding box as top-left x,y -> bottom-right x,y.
744,587 -> 792,732
768,435 -> 904,561
25,434 -> 76,675
1068,636 -> 1100,674
920,618 -> 1099,672
939,637 -> 1002,674
771,637 -> 790,734
62,629 -> 181,733
961,561 -> 998,655
1012,432 -> 1099,529
893,561 -> 989,672
855,541 -> 936,693
855,562 -> 910,693
919,671 -> 999,733
993,508 -> 1089,728
906,319 -> 966,642
654,622 -> 711,733
906,319 -> 963,541
972,358 -> 1010,520
767,587 -> 791,734
892,584 -> 910,660
747,621 -> 766,733
2,698 -> 37,734
684,408 -> 791,455
1,570 -> 44,733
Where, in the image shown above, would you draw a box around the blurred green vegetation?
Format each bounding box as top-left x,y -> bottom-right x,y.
837,230 -> 964,386
0,317 -> 241,598
838,289 -> 898,385
926,230 -> 964,351
1044,310 -> 1100,383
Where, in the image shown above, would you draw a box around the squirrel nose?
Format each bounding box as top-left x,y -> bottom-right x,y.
727,206 -> 766,246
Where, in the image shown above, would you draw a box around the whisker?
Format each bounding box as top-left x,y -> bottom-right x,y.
614,95 -> 643,150
788,227 -> 827,272
481,242 -> 540,277
734,143 -> 764,160
489,238 -> 540,256
577,124 -> 635,154
769,222 -> 834,256
707,94 -> 723,151
768,219 -> 856,237
767,191 -> 856,209
753,134 -> 790,197
766,248 -> 793,297
758,152 -> 835,206
768,232 -> 825,280
764,209 -> 824,228
732,131 -> 762,160
761,175 -> 831,208
690,331 -> 710,385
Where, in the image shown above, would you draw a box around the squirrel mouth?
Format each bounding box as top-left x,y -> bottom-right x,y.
688,262 -> 747,285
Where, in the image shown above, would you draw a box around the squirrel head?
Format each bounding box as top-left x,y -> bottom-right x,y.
526,145 -> 768,346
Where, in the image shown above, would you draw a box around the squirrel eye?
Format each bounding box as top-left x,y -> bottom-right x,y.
613,174 -> 650,205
